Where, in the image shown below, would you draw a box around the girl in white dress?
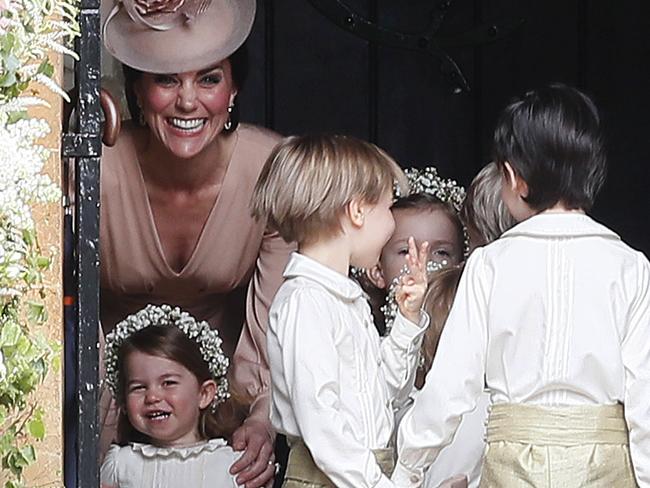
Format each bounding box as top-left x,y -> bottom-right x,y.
100,304 -> 247,488
363,168 -> 488,488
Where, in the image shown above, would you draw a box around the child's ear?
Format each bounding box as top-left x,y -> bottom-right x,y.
198,379 -> 217,410
346,197 -> 366,228
503,161 -> 529,199
366,265 -> 386,289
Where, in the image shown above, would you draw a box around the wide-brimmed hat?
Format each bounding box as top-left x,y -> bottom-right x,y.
102,0 -> 256,73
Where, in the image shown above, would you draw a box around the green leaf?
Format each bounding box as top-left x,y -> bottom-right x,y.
1,33 -> 16,54
36,60 -> 54,78
4,54 -> 20,73
26,301 -> 46,324
35,255 -> 51,270
0,72 -> 17,88
19,445 -> 36,464
0,322 -> 21,347
6,111 -> 27,124
28,418 -> 45,441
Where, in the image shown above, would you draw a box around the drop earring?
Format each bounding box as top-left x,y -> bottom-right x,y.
223,104 -> 234,131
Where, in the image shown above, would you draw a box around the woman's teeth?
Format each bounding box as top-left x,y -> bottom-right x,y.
169,118 -> 205,131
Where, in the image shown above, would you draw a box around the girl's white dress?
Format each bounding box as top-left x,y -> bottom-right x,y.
100,438 -> 242,487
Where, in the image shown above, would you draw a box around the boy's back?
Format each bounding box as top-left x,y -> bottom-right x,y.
480,212 -> 648,407
394,212 -> 650,486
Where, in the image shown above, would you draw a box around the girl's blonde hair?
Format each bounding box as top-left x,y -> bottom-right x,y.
251,134 -> 406,244
460,162 -> 516,246
416,266 -> 463,388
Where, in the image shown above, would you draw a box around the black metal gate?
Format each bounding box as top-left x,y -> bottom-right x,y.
62,0 -> 101,485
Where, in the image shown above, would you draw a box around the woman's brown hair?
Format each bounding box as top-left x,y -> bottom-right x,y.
115,326 -> 250,445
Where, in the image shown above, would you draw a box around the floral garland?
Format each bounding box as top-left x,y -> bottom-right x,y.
104,304 -> 231,409
396,166 -> 466,213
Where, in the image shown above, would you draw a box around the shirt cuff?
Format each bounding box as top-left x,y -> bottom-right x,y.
389,310 -> 429,349
390,462 -> 425,487
374,473 -> 397,488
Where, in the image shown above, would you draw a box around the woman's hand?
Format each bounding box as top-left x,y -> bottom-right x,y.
394,237 -> 429,324
230,418 -> 276,488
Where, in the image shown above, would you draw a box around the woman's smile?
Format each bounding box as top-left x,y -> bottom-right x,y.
166,117 -> 207,133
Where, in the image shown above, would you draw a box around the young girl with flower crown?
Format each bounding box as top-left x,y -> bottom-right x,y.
363,167 -> 466,336
100,304 -> 248,488
415,164 -> 515,488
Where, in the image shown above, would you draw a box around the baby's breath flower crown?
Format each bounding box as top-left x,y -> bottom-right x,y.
104,304 -> 230,408
395,166 -> 466,212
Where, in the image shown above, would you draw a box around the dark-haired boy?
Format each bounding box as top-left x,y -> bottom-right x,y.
393,84 -> 649,488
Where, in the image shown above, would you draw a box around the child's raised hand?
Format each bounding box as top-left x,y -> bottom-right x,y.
394,236 -> 429,324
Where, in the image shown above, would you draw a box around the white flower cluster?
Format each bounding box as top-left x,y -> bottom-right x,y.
396,166 -> 466,212
0,114 -> 59,298
0,0 -> 79,104
381,260 -> 449,335
104,304 -> 231,409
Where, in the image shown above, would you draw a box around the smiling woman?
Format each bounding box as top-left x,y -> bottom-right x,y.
98,1 -> 294,487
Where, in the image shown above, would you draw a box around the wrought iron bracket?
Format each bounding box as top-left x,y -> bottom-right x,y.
307,0 -> 524,92
62,133 -> 102,157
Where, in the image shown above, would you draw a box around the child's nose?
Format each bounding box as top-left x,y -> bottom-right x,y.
144,389 -> 161,403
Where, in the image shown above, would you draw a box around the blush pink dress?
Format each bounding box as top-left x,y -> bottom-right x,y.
99,123 -> 293,454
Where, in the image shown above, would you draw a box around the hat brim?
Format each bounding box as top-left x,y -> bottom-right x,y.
102,0 -> 256,74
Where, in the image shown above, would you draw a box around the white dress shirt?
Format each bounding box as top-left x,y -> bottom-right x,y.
268,253 -> 428,488
392,213 -> 650,487
421,391 -> 488,488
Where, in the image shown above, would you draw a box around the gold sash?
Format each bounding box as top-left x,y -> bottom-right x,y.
282,440 -> 394,487
480,403 -> 638,487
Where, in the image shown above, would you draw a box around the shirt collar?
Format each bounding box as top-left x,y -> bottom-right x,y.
283,252 -> 364,301
501,212 -> 620,240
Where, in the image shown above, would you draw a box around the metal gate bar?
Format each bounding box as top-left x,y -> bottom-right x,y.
62,0 -> 102,484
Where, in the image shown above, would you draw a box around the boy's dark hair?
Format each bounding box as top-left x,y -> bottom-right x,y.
493,83 -> 606,211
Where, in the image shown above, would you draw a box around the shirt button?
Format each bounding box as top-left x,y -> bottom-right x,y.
410,475 -> 420,483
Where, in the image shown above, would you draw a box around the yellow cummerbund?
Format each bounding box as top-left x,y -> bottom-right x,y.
480,403 -> 638,488
283,440 -> 394,487
486,403 -> 629,446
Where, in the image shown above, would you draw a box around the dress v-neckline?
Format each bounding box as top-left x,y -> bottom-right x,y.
132,131 -> 240,277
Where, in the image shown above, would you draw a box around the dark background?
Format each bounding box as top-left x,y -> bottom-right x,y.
239,0 -> 650,254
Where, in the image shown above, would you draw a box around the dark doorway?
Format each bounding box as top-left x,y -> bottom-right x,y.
241,0 -> 650,253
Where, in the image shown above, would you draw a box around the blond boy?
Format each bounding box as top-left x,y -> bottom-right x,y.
251,134 -> 430,488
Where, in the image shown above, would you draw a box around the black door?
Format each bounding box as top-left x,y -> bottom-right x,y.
241,0 -> 650,253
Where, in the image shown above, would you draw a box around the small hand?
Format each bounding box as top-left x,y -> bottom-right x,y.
394,237 -> 429,323
230,419 -> 276,488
